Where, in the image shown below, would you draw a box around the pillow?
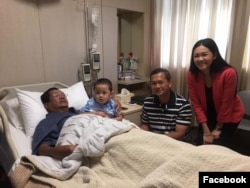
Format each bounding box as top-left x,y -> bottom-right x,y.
60,81 -> 89,110
1,98 -> 24,130
16,89 -> 47,139
16,81 -> 89,139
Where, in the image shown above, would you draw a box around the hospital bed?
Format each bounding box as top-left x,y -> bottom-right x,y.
1,81 -> 250,188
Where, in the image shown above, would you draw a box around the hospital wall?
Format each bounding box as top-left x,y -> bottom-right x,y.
0,0 -> 151,93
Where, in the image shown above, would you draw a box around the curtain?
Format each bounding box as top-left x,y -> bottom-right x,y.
152,0 -> 250,98
229,0 -> 250,91
150,0 -> 163,70
241,20 -> 250,89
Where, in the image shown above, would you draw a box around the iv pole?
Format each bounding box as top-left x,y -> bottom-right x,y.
77,0 -> 99,97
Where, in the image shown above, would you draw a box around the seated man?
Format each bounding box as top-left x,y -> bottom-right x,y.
32,87 -> 121,160
140,68 -> 192,140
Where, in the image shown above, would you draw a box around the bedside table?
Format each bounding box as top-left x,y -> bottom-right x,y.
121,103 -> 142,125
118,77 -> 150,96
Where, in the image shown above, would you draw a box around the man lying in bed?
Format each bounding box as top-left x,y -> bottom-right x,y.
32,87 -> 121,160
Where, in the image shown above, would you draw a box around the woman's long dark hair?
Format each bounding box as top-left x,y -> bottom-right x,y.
189,38 -> 231,75
189,38 -> 238,95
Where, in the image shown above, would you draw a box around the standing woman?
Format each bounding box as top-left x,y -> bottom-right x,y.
187,38 -> 244,148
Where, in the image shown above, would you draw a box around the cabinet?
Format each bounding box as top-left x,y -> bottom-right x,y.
117,9 -> 150,90
118,77 -> 150,96
102,1 -> 151,94
118,10 -> 144,65
121,102 -> 142,125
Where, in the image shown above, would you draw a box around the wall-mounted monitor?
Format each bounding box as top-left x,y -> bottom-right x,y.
81,63 -> 91,82
91,52 -> 101,70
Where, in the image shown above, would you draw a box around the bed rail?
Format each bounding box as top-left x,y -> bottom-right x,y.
0,105 -> 19,173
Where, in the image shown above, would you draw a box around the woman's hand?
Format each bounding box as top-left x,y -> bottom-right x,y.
203,134 -> 214,144
211,129 -> 221,140
201,123 -> 214,144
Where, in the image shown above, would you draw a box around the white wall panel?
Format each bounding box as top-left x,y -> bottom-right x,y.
0,0 -> 151,89
0,0 -> 44,87
102,6 -> 118,93
38,0 -> 86,85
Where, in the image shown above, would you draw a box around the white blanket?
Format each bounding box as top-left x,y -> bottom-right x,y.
10,128 -> 250,188
17,114 -> 134,180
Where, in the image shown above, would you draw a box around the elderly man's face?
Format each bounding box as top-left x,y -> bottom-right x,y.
45,89 -> 69,112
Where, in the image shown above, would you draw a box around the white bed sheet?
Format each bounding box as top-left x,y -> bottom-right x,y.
9,123 -> 32,156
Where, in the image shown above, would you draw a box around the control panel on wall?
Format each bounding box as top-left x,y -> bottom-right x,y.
81,63 -> 91,82
91,52 -> 101,70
